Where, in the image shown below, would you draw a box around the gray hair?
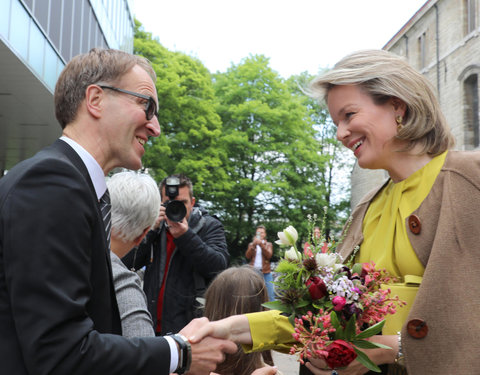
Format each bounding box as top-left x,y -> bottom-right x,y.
54,48 -> 156,129
309,49 -> 454,155
106,171 -> 160,243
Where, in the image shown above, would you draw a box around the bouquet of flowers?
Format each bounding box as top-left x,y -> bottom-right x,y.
264,215 -> 405,372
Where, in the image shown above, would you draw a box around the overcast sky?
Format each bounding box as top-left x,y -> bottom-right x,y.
131,0 -> 428,79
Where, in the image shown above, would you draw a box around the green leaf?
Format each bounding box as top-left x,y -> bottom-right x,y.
353,339 -> 392,350
353,348 -> 382,373
355,320 -> 385,339
262,301 -> 291,314
344,315 -> 357,340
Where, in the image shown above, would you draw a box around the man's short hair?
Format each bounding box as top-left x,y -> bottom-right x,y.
54,48 -> 156,129
160,173 -> 193,199
256,225 -> 266,231
107,171 -> 161,242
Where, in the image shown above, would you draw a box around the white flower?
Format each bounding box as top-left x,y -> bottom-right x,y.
285,247 -> 301,261
275,226 -> 298,246
315,253 -> 339,268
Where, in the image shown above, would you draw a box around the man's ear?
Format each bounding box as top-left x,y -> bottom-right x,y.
133,227 -> 151,247
84,85 -> 104,119
191,197 -> 196,207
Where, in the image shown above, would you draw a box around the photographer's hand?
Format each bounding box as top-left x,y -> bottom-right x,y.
166,216 -> 189,238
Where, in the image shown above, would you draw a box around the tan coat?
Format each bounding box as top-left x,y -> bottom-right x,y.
246,240 -> 273,274
337,151 -> 480,374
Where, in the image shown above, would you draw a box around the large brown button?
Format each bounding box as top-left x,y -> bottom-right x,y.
408,215 -> 421,234
407,319 -> 428,339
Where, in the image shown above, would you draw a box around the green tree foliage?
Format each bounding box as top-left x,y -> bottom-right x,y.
212,56 -> 335,261
134,20 -> 229,201
287,72 -> 353,238
133,21 -> 352,264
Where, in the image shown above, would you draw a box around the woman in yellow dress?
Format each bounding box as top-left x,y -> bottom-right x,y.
189,49 -> 480,375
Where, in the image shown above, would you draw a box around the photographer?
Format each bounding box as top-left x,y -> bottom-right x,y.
123,174 -> 229,335
245,225 -> 274,301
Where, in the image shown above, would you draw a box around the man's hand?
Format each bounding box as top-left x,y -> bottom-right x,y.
251,365 -> 278,375
179,318 -> 237,375
152,205 -> 166,230
166,215 -> 189,238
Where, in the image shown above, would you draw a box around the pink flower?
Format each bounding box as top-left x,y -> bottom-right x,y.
306,276 -> 327,300
332,296 -> 346,311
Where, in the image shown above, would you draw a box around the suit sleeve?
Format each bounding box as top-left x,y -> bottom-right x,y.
1,158 -> 171,374
174,216 -> 229,279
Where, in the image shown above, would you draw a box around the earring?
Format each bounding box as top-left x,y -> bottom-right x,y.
396,115 -> 404,131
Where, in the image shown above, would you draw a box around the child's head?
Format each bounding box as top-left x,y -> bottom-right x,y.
205,265 -> 268,320
204,266 -> 269,375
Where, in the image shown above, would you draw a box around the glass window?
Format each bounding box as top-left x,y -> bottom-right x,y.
10,0 -> 30,59
44,42 -> 58,91
0,0 -> 11,38
49,0 -> 63,51
82,1 -> 91,53
33,0 -> 49,34
71,0 -> 83,57
61,0 -> 73,61
28,20 -> 45,77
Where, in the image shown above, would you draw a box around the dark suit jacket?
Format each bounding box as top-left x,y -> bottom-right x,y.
0,140 -> 170,374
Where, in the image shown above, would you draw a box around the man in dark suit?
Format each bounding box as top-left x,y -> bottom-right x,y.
0,48 -> 236,375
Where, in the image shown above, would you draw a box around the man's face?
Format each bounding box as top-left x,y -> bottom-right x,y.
256,228 -> 266,240
162,185 -> 195,221
101,65 -> 161,172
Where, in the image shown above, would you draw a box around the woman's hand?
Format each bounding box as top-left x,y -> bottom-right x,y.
185,315 -> 253,345
251,365 -> 279,375
305,335 -> 398,375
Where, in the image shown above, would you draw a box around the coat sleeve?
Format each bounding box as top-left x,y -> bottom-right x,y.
1,157 -> 171,375
111,254 -> 155,338
245,242 -> 255,260
174,215 -> 229,279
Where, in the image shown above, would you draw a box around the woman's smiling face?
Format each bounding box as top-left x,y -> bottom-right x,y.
327,84 -> 405,171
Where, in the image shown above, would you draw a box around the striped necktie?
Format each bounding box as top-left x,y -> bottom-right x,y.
100,189 -> 111,248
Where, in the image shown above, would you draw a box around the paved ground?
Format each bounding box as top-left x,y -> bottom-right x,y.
272,351 -> 300,375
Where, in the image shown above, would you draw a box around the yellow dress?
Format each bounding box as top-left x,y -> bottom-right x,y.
358,151 -> 447,334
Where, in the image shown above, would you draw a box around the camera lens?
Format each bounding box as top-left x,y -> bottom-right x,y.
165,200 -> 187,222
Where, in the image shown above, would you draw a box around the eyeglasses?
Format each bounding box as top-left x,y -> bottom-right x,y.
99,85 -> 158,120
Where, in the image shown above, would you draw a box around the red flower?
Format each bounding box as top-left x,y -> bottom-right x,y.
306,276 -> 327,300
332,296 -> 346,312
325,339 -> 357,369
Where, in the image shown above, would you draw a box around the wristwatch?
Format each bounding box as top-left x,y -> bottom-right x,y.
168,333 -> 192,374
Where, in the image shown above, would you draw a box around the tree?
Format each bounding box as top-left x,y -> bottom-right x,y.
287,72 -> 353,238
212,56 -> 332,261
134,20 -> 229,201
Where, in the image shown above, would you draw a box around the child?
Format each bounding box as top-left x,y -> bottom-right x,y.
204,266 -> 281,375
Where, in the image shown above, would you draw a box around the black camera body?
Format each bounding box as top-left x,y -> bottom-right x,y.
163,176 -> 187,222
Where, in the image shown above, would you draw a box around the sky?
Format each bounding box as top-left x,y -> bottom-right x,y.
131,0 -> 428,79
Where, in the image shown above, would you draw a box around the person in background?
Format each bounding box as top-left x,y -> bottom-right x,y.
0,47 -> 236,375
245,225 -> 274,301
107,171 -> 161,338
123,173 -> 230,335
204,266 -> 281,375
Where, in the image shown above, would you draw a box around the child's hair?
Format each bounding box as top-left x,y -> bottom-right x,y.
204,265 -> 270,375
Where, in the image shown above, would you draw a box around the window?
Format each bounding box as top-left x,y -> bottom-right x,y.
418,32 -> 426,69
465,0 -> 476,34
464,74 -> 479,148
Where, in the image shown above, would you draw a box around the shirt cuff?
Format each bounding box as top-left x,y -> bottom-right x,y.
164,335 -> 179,373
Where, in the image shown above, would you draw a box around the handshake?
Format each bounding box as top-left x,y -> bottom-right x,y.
177,315 -> 278,375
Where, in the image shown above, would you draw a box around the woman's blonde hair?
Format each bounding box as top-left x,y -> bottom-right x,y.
309,49 -> 455,155
204,266 -> 269,375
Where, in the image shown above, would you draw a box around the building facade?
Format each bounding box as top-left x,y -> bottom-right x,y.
0,0 -> 135,174
351,0 -> 479,207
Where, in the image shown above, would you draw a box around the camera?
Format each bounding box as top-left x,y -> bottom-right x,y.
163,176 -> 187,222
